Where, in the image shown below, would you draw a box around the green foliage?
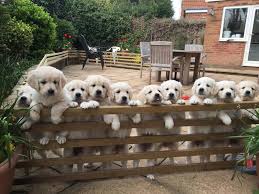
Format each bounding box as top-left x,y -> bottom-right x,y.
3,18 -> 34,56
9,0 -> 57,57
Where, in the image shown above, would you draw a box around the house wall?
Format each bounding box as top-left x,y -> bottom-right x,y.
182,0 -> 208,20
204,0 -> 259,67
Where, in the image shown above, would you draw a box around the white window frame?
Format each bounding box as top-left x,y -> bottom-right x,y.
219,5 -> 251,42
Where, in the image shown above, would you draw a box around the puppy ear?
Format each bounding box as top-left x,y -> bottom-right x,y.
212,82 -> 219,96
137,88 -> 146,104
104,80 -> 112,98
129,87 -> 133,100
27,70 -> 39,91
59,72 -> 67,89
191,82 -> 197,95
178,82 -> 183,98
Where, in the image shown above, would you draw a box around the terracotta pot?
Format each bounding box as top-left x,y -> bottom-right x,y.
0,148 -> 20,194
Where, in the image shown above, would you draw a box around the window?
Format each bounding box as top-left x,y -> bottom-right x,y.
220,6 -> 249,41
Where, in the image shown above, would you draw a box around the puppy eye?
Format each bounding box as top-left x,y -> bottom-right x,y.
81,88 -> 85,91
148,90 -> 152,94
206,84 -> 210,87
252,88 -> 255,91
41,80 -> 46,85
230,88 -> 234,91
71,88 -> 75,91
116,90 -> 120,94
242,87 -> 245,89
53,80 -> 57,84
166,88 -> 169,91
126,91 -> 129,94
198,83 -> 201,86
158,90 -> 161,93
220,88 -> 224,91
102,85 -> 105,88
175,88 -> 178,92
91,84 -> 96,87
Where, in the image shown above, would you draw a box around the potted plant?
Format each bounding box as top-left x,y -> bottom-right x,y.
0,100 -> 31,194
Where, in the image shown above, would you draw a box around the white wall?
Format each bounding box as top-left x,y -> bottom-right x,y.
172,0 -> 182,20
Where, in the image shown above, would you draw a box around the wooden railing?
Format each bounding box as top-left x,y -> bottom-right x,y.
14,101 -> 259,185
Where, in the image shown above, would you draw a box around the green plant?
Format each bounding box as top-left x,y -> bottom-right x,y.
8,0 -> 57,57
0,99 -> 31,164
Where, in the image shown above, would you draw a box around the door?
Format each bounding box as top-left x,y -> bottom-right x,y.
243,7 -> 259,67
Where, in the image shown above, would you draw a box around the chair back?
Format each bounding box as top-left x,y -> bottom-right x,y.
185,44 -> 204,52
150,41 -> 172,67
140,42 -> 150,57
79,34 -> 91,55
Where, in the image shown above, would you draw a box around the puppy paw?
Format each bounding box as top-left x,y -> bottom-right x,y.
190,98 -> 199,105
162,100 -> 172,105
40,137 -> 49,145
146,174 -> 155,180
128,100 -> 142,106
132,114 -> 141,124
103,115 -> 112,124
51,116 -> 62,124
222,117 -> 232,125
80,101 -> 100,109
177,99 -> 185,105
69,101 -> 78,108
56,136 -> 67,144
31,112 -> 40,122
203,98 -> 213,105
165,118 -> 174,129
111,121 -> 120,131
21,120 -> 32,130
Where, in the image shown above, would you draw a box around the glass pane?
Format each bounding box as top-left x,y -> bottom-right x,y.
248,9 -> 259,61
222,8 -> 248,38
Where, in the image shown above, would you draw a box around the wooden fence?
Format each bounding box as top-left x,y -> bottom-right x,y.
12,50 -> 259,185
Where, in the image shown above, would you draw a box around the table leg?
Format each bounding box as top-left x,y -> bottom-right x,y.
156,71 -> 162,82
183,54 -> 191,85
193,54 -> 201,82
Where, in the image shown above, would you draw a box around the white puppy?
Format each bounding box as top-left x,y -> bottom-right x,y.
236,81 -> 259,120
133,85 -> 174,180
187,77 -> 217,164
160,80 -> 185,164
106,82 -> 141,168
26,66 -> 69,145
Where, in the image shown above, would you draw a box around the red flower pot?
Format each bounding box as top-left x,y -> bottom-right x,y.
0,148 -> 21,194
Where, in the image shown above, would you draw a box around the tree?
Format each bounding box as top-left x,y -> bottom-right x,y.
155,0 -> 174,18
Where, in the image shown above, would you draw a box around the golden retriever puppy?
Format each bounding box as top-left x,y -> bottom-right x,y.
160,80 -> 185,164
236,80 -> 259,120
106,82 -> 140,168
27,66 -> 69,145
133,85 -> 174,180
187,77 -> 217,164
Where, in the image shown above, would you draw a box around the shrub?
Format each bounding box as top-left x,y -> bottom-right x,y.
3,18 -> 34,56
9,0 -> 57,57
55,19 -> 77,50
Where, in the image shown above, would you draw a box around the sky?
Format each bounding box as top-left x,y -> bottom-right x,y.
172,0 -> 182,20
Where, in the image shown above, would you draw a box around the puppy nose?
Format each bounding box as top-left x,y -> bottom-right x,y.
169,93 -> 174,98
75,93 -> 81,98
48,89 -> 54,95
96,90 -> 102,95
245,90 -> 251,95
20,96 -> 27,101
155,93 -> 160,98
122,96 -> 127,101
199,88 -> 204,92
226,92 -> 231,97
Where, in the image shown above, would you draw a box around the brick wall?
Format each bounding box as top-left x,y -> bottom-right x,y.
182,0 -> 208,20
204,0 -> 259,67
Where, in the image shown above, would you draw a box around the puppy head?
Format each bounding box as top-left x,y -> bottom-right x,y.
160,80 -> 183,103
237,81 -> 259,101
138,85 -> 163,105
216,81 -> 237,102
17,85 -> 36,107
27,66 -> 67,97
64,80 -> 88,103
192,77 -> 216,98
85,75 -> 111,101
110,82 -> 133,105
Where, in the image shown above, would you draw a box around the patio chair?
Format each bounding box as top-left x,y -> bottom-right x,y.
185,44 -> 207,77
149,41 -> 183,84
78,34 -> 104,70
140,42 -> 151,78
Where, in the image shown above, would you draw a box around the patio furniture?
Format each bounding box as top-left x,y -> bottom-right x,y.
185,44 -> 207,78
149,41 -> 173,84
172,50 -> 202,85
78,34 -> 104,70
139,42 -> 150,78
